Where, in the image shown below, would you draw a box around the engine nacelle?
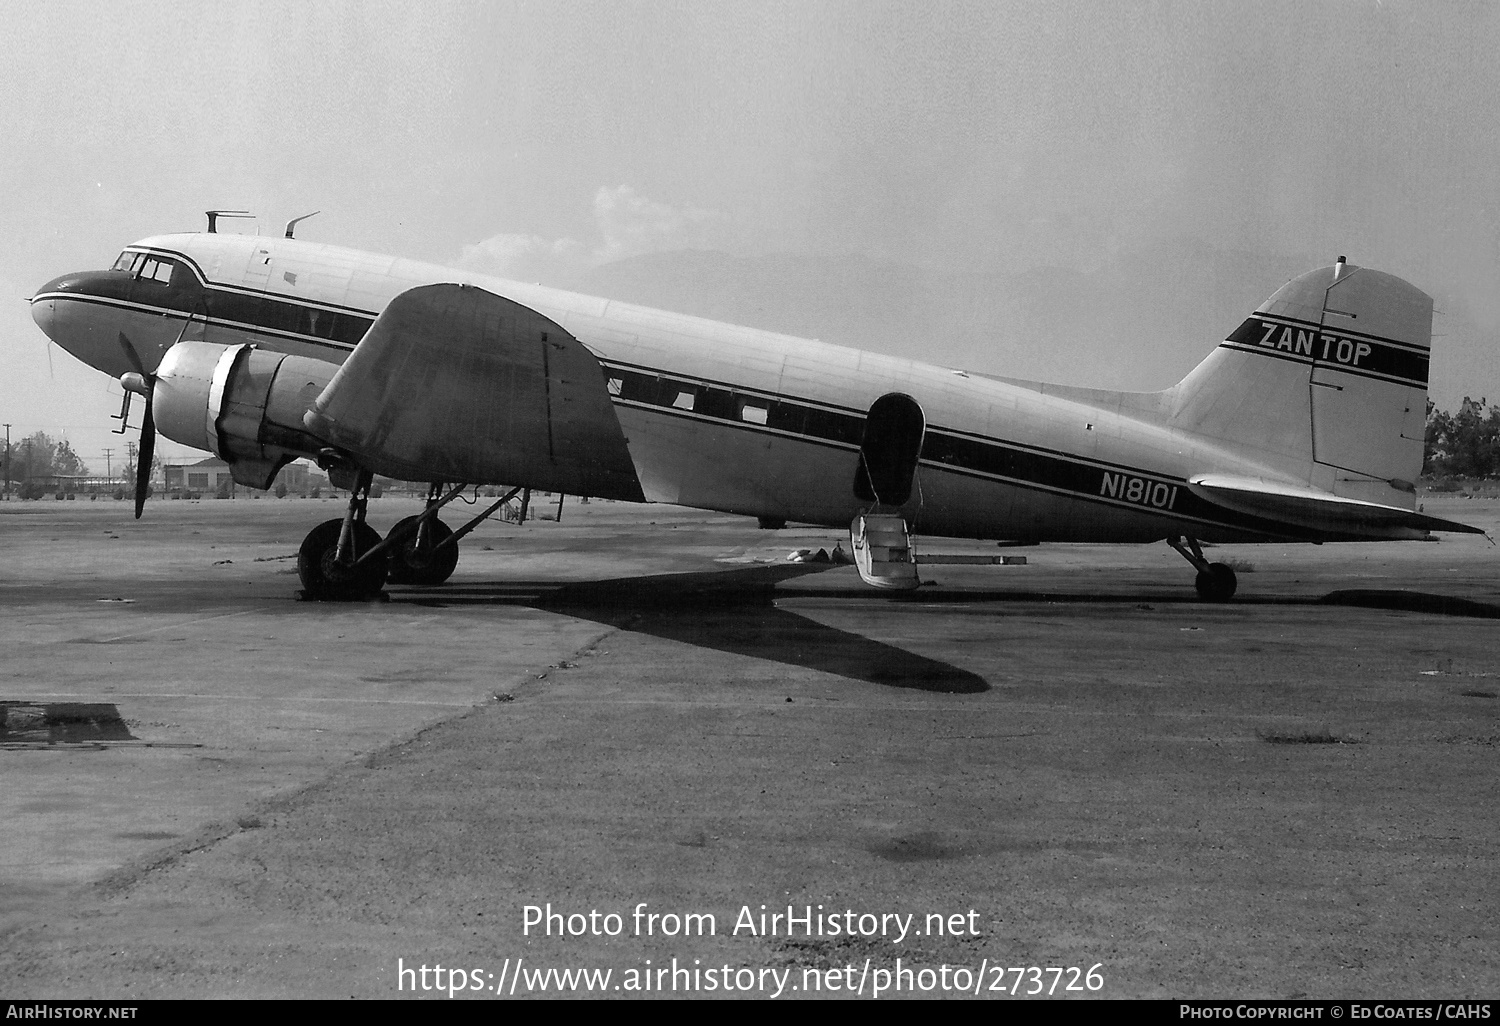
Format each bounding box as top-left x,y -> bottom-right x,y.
153,341 -> 337,489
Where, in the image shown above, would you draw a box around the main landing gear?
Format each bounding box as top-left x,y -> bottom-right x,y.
387,483 -> 459,586
297,471 -> 388,600
386,515 -> 458,585
295,477 -> 526,600
1168,535 -> 1238,602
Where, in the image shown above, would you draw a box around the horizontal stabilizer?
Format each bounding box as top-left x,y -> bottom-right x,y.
306,283 -> 644,500
1188,474 -> 1483,536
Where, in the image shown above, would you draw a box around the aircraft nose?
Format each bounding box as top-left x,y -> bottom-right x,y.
32,272 -> 101,337
30,269 -> 135,376
34,272 -> 96,300
30,289 -> 55,338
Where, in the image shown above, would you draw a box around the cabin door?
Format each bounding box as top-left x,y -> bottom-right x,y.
853,392 -> 926,506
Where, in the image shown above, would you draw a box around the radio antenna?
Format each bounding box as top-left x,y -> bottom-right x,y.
205,210 -> 253,233
285,211 -> 321,239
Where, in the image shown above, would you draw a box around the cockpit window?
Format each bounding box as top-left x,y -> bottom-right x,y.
138,257 -> 174,285
112,251 -> 144,273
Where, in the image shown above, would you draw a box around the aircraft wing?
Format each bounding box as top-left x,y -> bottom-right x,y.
1187,474 -> 1483,536
305,283 -> 645,500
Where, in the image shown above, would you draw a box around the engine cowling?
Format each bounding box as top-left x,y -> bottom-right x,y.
152,341 -> 337,489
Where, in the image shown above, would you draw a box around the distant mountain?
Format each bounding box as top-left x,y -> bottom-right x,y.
564,243 -> 1493,405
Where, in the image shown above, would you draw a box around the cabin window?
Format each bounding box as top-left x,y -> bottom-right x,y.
296,306 -> 340,339
672,391 -> 695,411
739,402 -> 768,425
607,378 -> 623,396
695,387 -> 736,420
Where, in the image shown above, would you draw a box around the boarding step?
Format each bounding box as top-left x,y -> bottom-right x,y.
850,513 -> 919,590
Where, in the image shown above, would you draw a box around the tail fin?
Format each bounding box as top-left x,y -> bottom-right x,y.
1168,260 -> 1431,506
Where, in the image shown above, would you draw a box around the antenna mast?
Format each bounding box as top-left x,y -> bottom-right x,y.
284,211 -> 321,239
204,210 -> 253,233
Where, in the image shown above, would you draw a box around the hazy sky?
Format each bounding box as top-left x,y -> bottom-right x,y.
2,0 -> 1496,470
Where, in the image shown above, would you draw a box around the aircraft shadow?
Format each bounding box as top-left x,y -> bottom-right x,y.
1317,589 -> 1500,619
772,581 -> 1500,619
385,565 -> 1500,696
393,564 -> 990,694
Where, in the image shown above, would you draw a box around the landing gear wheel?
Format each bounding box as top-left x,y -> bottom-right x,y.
297,518 -> 388,599
386,515 -> 459,586
1194,562 -> 1238,602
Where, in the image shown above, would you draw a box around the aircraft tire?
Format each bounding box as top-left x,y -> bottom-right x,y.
1194,563 -> 1238,602
386,516 -> 459,585
298,518 -> 388,599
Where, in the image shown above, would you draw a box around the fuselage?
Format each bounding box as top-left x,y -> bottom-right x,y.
30,232 -> 1342,544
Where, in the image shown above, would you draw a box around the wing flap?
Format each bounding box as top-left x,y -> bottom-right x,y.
1188,474 -> 1482,536
306,283 -> 644,500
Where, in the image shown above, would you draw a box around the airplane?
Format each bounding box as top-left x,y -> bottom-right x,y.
28,212 -> 1483,601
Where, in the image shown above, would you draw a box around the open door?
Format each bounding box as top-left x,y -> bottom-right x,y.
853,392 -> 926,506
850,393 -> 924,590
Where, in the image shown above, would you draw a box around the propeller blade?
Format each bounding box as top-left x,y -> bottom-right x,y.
116,331 -> 161,519
116,332 -> 148,378
134,386 -> 155,519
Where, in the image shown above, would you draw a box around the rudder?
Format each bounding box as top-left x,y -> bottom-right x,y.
1168,259 -> 1431,507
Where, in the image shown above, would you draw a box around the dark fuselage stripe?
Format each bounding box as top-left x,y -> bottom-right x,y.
597,360 -> 1186,478
614,397 -> 1298,537
34,292 -> 359,357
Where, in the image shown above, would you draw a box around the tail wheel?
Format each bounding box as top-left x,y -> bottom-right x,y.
387,515 -> 459,586
1194,562 -> 1238,602
297,518 -> 388,599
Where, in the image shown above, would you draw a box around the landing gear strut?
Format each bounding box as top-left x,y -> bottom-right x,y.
388,483 -> 460,585
357,483 -> 524,588
297,470 -> 388,599
1168,535 -> 1238,602
296,477 -> 526,596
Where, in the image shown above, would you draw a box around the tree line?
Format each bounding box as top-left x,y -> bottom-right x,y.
3,432 -> 88,482
1424,398 -> 1500,478
3,432 -> 164,500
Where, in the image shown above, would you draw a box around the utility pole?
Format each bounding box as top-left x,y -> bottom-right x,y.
102,447 -> 113,486
2,423 -> 9,500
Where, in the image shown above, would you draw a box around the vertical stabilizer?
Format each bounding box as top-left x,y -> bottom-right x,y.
1167,262 -> 1431,507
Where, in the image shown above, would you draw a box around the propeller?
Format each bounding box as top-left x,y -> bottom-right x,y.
116,333 -> 156,519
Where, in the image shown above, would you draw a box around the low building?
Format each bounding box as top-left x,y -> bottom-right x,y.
278,462 -> 313,493
164,457 -> 235,494
163,458 -> 313,495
